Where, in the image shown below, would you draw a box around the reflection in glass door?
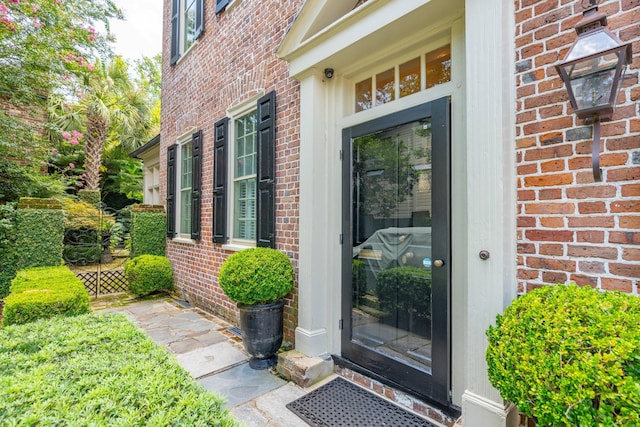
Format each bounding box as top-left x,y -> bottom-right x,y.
341,98 -> 450,405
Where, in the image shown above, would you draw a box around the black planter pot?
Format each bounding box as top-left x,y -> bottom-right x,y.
238,299 -> 285,369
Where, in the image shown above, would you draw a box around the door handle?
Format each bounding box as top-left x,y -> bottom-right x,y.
433,259 -> 444,268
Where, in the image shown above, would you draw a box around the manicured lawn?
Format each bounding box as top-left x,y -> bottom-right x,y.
0,313 -> 238,426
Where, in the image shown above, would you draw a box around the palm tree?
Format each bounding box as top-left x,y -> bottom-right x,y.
50,56 -> 152,191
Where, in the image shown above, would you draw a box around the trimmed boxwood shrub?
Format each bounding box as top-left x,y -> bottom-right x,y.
124,255 -> 173,296
0,313 -> 237,426
218,247 -> 294,305
376,266 -> 432,322
14,199 -> 65,271
131,208 -> 166,257
3,266 -> 90,326
486,284 -> 640,426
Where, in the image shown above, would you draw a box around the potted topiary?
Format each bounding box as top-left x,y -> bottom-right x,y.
486,284 -> 640,426
218,247 -> 294,369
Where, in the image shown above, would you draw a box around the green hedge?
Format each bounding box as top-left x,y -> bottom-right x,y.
124,255 -> 173,296
0,203 -> 17,299
14,200 -> 64,271
131,208 -> 166,257
376,266 -> 432,333
486,284 -> 640,426
0,313 -> 237,426
3,266 -> 90,326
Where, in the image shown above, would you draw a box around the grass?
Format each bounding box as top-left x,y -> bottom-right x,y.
0,313 -> 238,426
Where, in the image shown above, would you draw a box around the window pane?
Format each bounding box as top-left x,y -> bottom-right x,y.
181,142 -> 192,189
235,111 -> 257,178
181,188 -> 191,234
184,0 -> 197,51
180,141 -> 192,235
399,57 -> 421,98
355,78 -> 372,112
426,45 -> 451,89
234,110 -> 257,240
234,178 -> 256,240
376,68 -> 395,106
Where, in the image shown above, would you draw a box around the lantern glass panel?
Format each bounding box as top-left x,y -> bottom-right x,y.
565,51 -> 619,111
565,29 -> 619,62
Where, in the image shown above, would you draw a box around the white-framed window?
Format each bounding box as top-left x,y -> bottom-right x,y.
144,162 -> 160,204
170,0 -> 203,65
166,129 -> 202,240
179,139 -> 193,235
233,110 -> 258,241
175,133 -> 193,237
212,91 -> 276,248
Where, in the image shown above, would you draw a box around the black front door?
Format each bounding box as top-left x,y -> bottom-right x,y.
341,97 -> 451,405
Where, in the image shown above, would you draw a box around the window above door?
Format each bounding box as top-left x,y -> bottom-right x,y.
355,44 -> 451,113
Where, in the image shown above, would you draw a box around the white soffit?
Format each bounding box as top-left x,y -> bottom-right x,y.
277,0 -> 464,77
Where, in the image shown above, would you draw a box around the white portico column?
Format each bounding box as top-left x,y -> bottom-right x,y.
295,70 -> 331,357
462,0 -> 519,426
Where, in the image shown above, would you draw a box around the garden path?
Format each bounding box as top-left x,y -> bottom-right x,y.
96,296 -> 328,426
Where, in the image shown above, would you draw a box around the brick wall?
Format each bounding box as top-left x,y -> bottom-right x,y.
160,0 -> 303,343
515,0 -> 640,294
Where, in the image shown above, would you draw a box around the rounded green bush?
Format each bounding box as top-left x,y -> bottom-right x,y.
218,248 -> 294,305
124,255 -> 173,296
486,284 -> 640,426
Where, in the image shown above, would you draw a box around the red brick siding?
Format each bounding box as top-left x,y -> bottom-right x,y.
515,0 -> 640,294
160,0 -> 303,343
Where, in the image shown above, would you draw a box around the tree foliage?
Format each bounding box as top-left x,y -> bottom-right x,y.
0,0 -> 121,202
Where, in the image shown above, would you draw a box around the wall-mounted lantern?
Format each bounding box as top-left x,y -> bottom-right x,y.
555,0 -> 632,182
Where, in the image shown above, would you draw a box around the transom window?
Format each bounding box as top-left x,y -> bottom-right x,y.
355,44 -> 451,112
233,111 -> 257,241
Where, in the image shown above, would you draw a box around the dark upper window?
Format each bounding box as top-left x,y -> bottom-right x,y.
170,0 -> 204,65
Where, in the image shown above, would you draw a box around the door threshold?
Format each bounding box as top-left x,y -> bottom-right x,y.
332,354 -> 461,423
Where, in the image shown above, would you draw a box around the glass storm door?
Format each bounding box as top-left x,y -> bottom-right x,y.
341,98 -> 451,405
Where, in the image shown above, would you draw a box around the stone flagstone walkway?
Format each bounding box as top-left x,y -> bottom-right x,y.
96,297 -> 316,426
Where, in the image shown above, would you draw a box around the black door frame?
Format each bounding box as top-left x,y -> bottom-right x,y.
340,97 -> 451,406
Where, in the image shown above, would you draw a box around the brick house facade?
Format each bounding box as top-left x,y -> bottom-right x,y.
160,0 -> 638,425
515,0 -> 639,295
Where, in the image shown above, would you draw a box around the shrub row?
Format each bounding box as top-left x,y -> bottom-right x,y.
0,313 -> 237,426
2,266 -> 90,326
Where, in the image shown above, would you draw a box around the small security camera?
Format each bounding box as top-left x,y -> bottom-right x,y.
324,68 -> 334,79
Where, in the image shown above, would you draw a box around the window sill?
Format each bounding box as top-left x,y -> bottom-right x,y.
174,39 -> 198,66
222,242 -> 255,252
172,237 -> 196,245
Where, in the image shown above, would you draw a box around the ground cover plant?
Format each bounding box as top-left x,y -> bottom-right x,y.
0,313 -> 237,426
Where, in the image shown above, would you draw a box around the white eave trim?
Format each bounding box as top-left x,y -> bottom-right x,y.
278,0 -> 463,78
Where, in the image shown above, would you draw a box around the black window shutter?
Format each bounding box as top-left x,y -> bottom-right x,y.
213,118 -> 229,244
256,91 -> 276,248
195,0 -> 204,39
170,0 -> 180,65
190,130 -> 202,240
215,0 -> 230,14
166,144 -> 178,237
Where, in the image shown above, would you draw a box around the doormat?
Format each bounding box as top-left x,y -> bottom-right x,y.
286,377 -> 438,427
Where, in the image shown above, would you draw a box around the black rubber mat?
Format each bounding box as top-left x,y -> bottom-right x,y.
286,377 -> 438,427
